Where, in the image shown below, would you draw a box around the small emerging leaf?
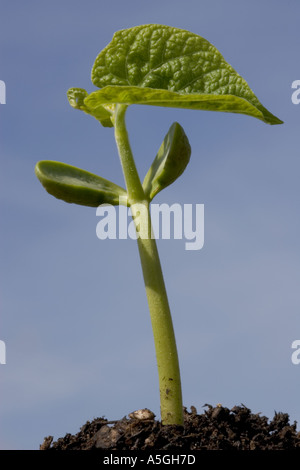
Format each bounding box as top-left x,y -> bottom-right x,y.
35,161 -> 127,207
88,24 -> 282,125
143,122 -> 191,201
67,87 -> 114,128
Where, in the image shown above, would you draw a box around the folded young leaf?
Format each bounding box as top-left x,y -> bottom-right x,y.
88,24 -> 282,125
67,87 -> 114,128
35,161 -> 127,207
143,122 -> 191,201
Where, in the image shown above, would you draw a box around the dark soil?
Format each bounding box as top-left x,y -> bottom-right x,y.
40,404 -> 300,451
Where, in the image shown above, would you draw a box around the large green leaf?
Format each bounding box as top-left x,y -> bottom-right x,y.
35,161 -> 127,207
86,24 -> 282,125
143,122 -> 191,201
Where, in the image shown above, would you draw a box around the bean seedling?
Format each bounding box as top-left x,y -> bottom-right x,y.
35,25 -> 282,425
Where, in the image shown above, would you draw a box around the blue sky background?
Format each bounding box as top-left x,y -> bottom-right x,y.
0,0 -> 299,450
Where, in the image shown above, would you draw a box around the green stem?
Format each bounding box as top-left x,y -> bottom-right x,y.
113,104 -> 183,425
113,104 -> 144,203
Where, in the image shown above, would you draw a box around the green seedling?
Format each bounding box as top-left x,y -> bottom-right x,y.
35,25 -> 282,426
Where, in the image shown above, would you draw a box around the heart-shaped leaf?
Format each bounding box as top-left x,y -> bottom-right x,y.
35,161 -> 127,207
85,24 -> 282,125
143,122 -> 191,201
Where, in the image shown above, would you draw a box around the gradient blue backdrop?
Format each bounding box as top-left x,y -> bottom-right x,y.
1,0 -> 299,449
